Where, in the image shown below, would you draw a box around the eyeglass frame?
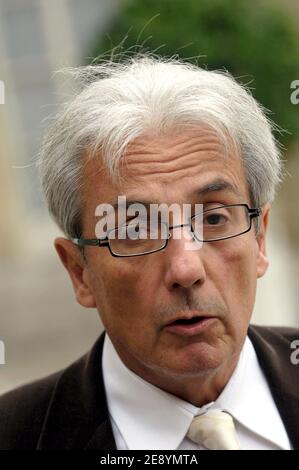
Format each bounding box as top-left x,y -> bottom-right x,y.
71,203 -> 262,258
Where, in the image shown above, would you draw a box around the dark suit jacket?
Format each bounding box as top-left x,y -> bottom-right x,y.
0,325 -> 299,450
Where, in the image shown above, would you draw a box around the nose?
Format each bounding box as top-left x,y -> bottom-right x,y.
164,225 -> 207,290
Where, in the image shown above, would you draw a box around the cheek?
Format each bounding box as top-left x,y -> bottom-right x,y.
95,261 -> 161,359
210,238 -> 258,321
91,258 -> 156,329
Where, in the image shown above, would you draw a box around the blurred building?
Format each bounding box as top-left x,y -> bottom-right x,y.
0,0 -> 121,255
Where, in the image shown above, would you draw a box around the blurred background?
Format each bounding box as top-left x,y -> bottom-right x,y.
0,0 -> 299,395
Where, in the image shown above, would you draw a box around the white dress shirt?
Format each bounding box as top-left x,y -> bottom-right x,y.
102,333 -> 291,450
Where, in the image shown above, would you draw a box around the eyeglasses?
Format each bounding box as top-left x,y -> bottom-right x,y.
71,203 -> 262,258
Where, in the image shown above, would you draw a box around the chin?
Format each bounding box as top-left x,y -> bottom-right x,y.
159,342 -> 229,378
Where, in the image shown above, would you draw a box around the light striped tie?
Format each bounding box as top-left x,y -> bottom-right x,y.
187,410 -> 240,450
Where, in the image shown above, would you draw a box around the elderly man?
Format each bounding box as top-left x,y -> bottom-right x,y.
0,54 -> 298,451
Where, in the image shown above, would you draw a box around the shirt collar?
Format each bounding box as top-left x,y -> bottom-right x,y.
212,336 -> 291,450
102,333 -> 290,450
102,334 -> 200,449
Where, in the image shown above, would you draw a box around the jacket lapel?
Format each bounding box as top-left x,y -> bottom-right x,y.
248,325 -> 299,449
84,419 -> 116,450
37,332 -> 116,450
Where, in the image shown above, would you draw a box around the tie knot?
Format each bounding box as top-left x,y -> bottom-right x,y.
187,410 -> 240,450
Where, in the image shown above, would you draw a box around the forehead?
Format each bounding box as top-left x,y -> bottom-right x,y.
83,126 -> 249,207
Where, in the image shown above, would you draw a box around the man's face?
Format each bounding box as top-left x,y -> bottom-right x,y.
62,126 -> 269,382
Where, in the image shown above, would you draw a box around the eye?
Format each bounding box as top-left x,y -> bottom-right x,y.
204,213 -> 228,225
125,221 -> 150,240
131,226 -> 148,239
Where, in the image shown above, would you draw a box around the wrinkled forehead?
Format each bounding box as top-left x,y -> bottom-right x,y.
82,126 -> 248,207
80,127 -> 251,235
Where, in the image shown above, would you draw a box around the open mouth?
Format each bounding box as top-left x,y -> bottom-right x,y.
170,316 -> 206,325
165,314 -> 216,336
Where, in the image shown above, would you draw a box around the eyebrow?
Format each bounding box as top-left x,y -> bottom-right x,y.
192,179 -> 242,198
106,179 -> 241,209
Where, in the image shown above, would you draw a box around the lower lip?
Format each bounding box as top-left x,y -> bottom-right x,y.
164,317 -> 217,337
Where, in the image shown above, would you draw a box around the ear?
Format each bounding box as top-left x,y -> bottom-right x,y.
54,237 -> 96,308
256,203 -> 270,279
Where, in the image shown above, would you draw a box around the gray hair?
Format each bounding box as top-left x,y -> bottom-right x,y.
38,53 -> 283,238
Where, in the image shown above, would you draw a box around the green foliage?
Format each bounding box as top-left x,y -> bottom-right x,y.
90,0 -> 299,146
